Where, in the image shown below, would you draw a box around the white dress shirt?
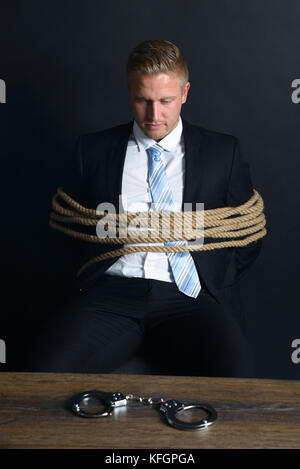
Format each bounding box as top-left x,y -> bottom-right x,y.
104,116 -> 185,283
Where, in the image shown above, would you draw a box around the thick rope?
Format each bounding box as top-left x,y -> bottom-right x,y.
49,187 -> 267,276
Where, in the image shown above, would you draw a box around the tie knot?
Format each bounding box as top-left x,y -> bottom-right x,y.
147,146 -> 162,161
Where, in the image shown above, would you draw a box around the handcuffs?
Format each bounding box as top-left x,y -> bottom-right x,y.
70,390 -> 217,431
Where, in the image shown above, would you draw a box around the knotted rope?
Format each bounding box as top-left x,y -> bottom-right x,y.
49,187 -> 267,276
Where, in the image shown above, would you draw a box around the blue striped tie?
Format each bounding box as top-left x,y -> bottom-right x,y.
147,145 -> 201,298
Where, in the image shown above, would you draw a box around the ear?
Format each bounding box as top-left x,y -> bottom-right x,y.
181,82 -> 190,104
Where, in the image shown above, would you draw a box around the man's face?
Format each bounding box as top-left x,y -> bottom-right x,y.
128,71 -> 190,141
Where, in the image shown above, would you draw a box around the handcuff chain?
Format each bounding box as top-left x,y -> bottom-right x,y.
126,393 -> 165,407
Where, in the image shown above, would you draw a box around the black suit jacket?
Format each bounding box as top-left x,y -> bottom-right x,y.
63,118 -> 262,321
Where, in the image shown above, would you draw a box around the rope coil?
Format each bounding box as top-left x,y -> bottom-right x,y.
49,187 -> 267,276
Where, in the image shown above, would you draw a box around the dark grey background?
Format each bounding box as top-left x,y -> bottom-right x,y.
0,0 -> 299,378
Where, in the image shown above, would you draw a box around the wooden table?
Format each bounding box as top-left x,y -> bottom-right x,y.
0,372 -> 300,449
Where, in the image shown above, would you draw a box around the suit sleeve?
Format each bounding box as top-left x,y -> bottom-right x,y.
224,137 -> 263,285
55,136 -> 87,277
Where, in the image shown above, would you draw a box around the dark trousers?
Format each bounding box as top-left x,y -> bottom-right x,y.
28,275 -> 255,377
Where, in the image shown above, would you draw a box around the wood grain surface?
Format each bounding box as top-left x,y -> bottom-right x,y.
0,372 -> 299,449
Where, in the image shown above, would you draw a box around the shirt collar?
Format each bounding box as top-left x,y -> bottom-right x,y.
133,117 -> 183,152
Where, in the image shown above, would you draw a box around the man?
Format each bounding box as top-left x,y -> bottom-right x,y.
30,40 -> 262,377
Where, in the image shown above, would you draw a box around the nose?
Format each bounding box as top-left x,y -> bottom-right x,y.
148,101 -> 160,122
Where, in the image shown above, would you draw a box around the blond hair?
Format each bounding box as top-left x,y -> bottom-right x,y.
126,39 -> 189,88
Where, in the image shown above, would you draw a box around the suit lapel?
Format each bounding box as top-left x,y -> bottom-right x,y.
107,121 -> 134,209
182,118 -> 205,210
